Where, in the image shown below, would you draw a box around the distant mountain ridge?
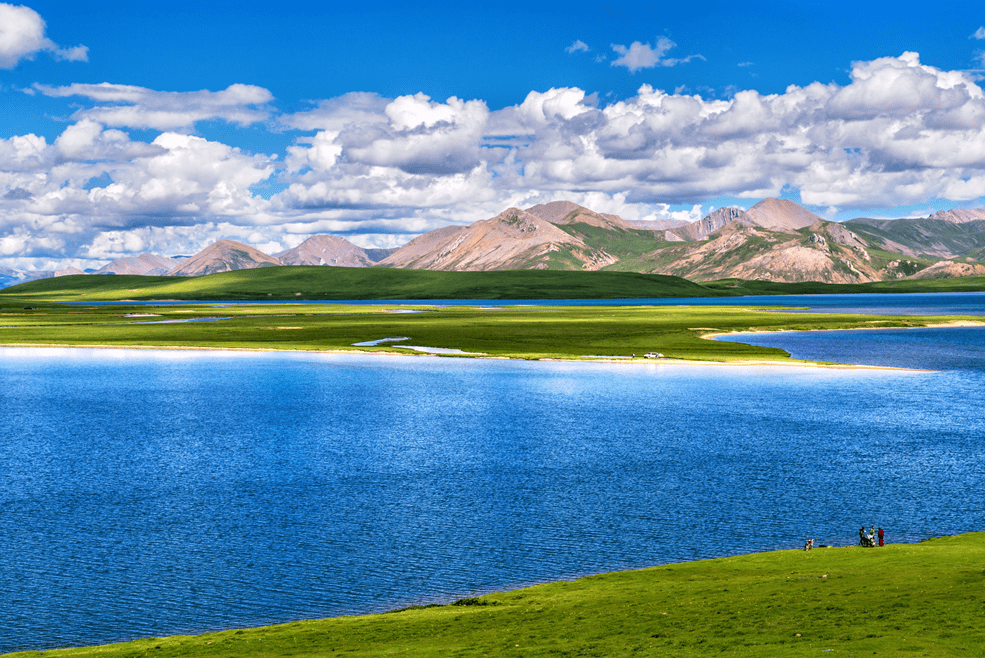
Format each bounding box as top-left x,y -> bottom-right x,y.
276,235 -> 376,267
379,202 -> 626,271
5,199 -> 985,289
95,253 -> 183,276
166,240 -> 282,277
845,214 -> 985,259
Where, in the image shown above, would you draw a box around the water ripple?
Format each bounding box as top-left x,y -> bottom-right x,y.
1,345 -> 984,651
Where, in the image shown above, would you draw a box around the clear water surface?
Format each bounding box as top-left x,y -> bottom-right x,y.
3,296 -> 985,652
66,291 -> 985,316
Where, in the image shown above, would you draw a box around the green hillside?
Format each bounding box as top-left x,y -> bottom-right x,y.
9,532 -> 984,658
4,266 -> 985,302
0,267 -> 722,301
845,217 -> 985,258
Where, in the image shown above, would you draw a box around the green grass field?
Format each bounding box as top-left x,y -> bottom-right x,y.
0,268 -> 721,301
4,267 -> 985,301
8,532 -> 984,657
0,298 -> 975,362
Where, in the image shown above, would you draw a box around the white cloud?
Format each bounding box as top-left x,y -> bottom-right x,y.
307,93 -> 490,175
610,37 -> 702,73
565,40 -> 590,54
0,127 -> 278,267
5,52 -> 985,269
35,82 -> 274,130
280,92 -> 389,131
0,3 -> 87,69
972,26 -> 985,39
54,119 -> 163,161
0,132 -> 51,171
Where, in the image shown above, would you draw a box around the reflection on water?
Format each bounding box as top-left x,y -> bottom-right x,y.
1,337 -> 984,652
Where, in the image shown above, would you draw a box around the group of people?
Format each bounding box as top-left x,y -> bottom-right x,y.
859,525 -> 885,547
802,526 -> 887,550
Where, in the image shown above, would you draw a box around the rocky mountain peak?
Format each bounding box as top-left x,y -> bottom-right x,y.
167,240 -> 281,277
276,234 -> 373,267
668,206 -> 747,241
525,201 -> 635,231
929,209 -> 985,224
742,198 -> 823,232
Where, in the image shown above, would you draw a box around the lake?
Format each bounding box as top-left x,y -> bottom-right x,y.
66,290 -> 985,315
2,296 -> 985,652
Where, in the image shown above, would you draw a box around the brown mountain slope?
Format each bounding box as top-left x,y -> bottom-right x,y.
670,207 -> 749,241
741,198 -> 824,232
96,253 -> 182,276
275,235 -> 373,267
380,207 -> 616,271
908,260 -> 985,279
525,200 -> 637,231
629,221 -> 884,283
167,240 -> 281,277
929,209 -> 985,224
377,225 -> 466,269
661,199 -> 821,242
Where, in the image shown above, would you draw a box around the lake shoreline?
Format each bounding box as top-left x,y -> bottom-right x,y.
10,532 -> 984,657
0,339 -> 929,371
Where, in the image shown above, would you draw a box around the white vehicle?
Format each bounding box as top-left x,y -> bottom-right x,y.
643,352 -> 664,359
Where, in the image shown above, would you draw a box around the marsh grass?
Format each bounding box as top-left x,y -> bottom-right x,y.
0,300 -> 969,362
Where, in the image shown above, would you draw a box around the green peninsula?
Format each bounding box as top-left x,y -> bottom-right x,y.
0,297 -> 980,363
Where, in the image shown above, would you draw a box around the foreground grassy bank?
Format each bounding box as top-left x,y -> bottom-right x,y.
4,267 -> 985,301
8,532 -> 984,657
1,299 -> 978,362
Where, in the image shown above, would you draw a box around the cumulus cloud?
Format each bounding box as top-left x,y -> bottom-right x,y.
35,82 -> 274,130
973,26 -> 985,39
5,52 -> 985,269
0,125 -> 277,268
0,3 -> 87,69
565,40 -> 590,54
289,93 -> 490,177
610,37 -> 702,73
280,92 -> 389,131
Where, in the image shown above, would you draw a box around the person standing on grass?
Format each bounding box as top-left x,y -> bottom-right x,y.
878,527 -> 884,546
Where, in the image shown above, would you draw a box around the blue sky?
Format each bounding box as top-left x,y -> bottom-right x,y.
2,0 -> 985,269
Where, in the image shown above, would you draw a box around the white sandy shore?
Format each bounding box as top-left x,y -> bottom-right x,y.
0,338 -> 943,371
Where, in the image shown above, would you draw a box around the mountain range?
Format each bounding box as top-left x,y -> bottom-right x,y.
4,199 -> 985,289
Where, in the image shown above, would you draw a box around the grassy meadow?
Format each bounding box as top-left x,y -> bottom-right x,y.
0,267 -> 721,301
0,296 -> 975,362
2,269 -> 982,362
7,532 -> 984,657
4,267 -> 985,302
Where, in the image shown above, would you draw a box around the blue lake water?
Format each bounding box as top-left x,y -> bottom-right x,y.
715,326 -> 985,371
65,291 -> 985,316
3,327 -> 985,652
